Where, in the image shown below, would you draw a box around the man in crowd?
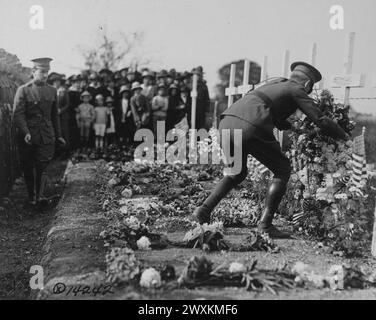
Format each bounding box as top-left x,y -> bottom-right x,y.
194,67 -> 210,130
13,57 -> 66,206
49,73 -> 70,158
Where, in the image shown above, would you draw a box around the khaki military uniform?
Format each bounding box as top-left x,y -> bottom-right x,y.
13,79 -> 61,200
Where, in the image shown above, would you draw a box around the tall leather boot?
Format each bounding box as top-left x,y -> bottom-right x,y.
24,167 -> 36,205
257,177 -> 291,238
193,176 -> 235,224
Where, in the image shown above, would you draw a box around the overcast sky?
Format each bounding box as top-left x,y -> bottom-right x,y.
1,0 -> 376,114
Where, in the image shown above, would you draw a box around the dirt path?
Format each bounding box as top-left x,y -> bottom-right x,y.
0,160 -> 67,300
21,159 -> 376,300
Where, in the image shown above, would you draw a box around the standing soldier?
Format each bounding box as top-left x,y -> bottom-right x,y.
13,57 -> 66,206
193,62 -> 350,238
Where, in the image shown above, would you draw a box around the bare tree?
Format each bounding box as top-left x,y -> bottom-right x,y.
78,29 -> 152,71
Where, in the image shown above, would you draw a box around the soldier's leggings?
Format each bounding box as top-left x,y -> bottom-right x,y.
19,140 -> 54,199
198,115 -> 291,216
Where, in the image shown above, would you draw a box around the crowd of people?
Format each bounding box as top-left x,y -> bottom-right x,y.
49,66 -> 210,156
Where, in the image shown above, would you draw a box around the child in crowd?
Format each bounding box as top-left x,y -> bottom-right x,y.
93,94 -> 108,150
105,96 -> 116,146
151,84 -> 169,135
77,91 -> 95,149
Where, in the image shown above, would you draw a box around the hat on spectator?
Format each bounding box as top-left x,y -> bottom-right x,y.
142,70 -> 154,79
70,74 -> 82,82
157,83 -> 167,89
131,82 -> 142,91
95,94 -> 104,100
48,72 -> 62,83
168,69 -> 176,78
80,91 -> 91,98
106,96 -> 114,103
169,83 -> 178,89
191,68 -> 203,76
99,68 -> 113,76
31,57 -> 52,70
89,73 -> 98,81
157,69 -> 168,79
119,84 -> 131,94
181,71 -> 192,79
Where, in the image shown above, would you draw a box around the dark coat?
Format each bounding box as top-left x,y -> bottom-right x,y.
57,87 -> 70,121
13,80 -> 62,146
221,78 -> 347,140
130,94 -> 151,128
195,80 -> 210,129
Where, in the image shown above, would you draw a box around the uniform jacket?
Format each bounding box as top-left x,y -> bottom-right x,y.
221,78 -> 347,140
13,80 -> 62,145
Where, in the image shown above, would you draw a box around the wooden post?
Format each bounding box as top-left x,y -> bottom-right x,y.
213,101 -> 218,129
343,32 -> 355,106
310,42 -> 317,67
237,60 -> 253,97
309,42 -> 320,94
225,64 -> 237,108
282,49 -> 290,78
190,72 -> 198,149
241,60 -> 250,97
261,55 -> 268,83
330,32 -> 365,106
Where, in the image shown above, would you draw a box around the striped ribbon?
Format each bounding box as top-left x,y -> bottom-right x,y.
289,149 -> 308,173
292,199 -> 313,226
351,133 -> 367,188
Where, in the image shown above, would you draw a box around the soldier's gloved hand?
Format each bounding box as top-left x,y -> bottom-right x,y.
57,137 -> 66,146
24,133 -> 32,145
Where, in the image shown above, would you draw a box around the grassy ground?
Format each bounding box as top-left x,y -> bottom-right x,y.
0,160 -> 67,300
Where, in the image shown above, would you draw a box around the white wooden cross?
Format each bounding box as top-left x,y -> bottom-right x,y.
225,57 -> 285,147
330,32 -> 365,106
225,63 -> 238,108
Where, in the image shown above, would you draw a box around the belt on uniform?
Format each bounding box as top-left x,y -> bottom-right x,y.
249,90 -> 274,109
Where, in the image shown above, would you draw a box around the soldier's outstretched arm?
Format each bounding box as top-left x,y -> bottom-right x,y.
291,86 -> 348,140
51,90 -> 62,139
13,86 -> 30,137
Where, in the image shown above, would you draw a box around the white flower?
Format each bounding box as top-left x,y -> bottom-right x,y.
137,236 -> 151,251
229,262 -> 246,273
291,261 -> 309,275
108,166 -> 115,172
139,268 -> 162,288
119,206 -> 128,214
121,188 -> 133,198
108,178 -> 118,187
102,199 -> 109,210
332,172 -> 341,178
334,193 -> 348,200
125,216 -> 140,230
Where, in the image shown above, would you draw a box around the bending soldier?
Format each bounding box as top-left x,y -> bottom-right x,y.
193,61 -> 349,238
